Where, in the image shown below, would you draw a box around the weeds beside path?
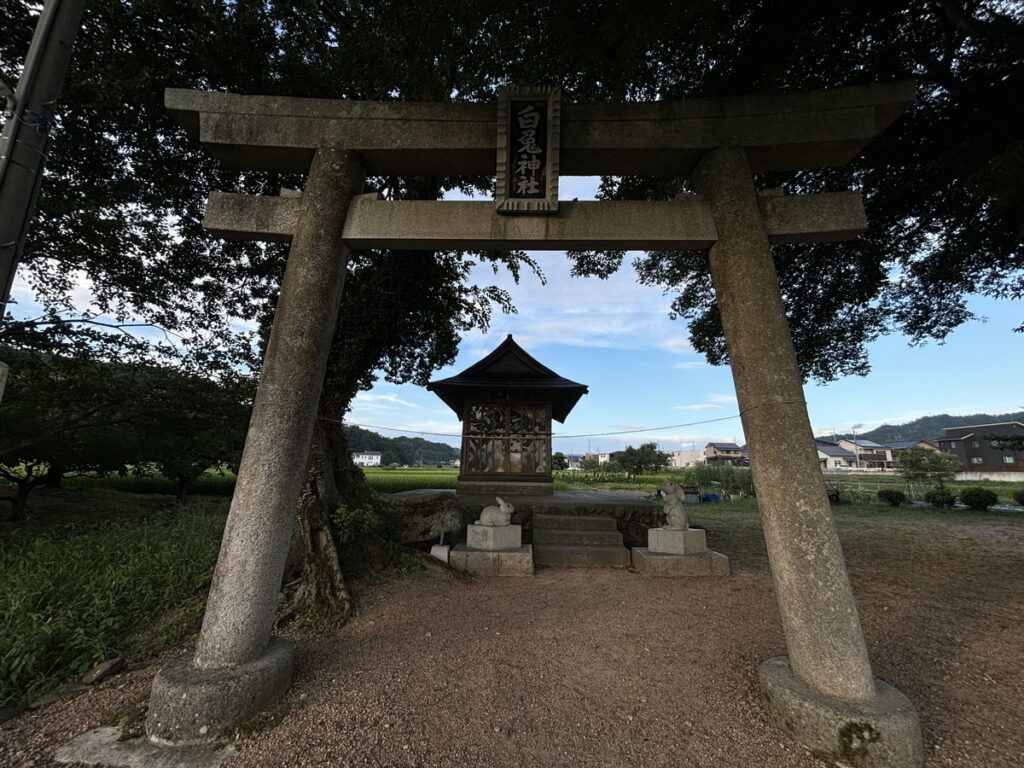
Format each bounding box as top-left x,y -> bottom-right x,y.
0,490 -> 226,708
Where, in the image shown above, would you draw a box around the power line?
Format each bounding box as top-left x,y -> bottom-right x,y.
324,412 -> 742,439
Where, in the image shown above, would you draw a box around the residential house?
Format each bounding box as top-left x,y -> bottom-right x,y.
936,422 -> 1024,472
704,442 -> 747,466
835,439 -> 894,470
565,454 -> 584,471
816,440 -> 856,471
351,450 -> 383,467
669,449 -> 704,468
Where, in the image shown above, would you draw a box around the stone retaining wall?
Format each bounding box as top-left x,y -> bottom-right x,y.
392,490 -> 665,548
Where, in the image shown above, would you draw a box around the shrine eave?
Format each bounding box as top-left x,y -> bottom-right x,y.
427,378 -> 588,424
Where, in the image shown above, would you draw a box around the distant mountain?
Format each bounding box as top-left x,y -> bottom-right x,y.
834,411 -> 1024,444
344,424 -> 458,466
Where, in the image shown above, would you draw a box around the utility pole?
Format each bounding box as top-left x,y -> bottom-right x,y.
0,0 -> 86,317
0,0 -> 85,404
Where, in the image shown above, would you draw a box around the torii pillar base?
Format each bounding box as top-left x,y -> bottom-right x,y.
760,658 -> 923,768
146,638 -> 294,746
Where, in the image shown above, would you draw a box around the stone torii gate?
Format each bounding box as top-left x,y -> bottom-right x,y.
147,82 -> 923,766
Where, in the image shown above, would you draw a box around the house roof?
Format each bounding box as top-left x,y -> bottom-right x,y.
426,335 -> 589,423
845,438 -> 886,449
817,442 -> 855,458
707,442 -> 741,450
884,440 -> 937,450
353,450 -> 382,456
941,421 -> 1024,438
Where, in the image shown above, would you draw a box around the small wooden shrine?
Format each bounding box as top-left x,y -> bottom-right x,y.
427,335 -> 588,496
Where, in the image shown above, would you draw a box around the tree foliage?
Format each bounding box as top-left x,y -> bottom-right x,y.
0,337 -> 252,517
619,443 -> 671,477
896,445 -> 961,488
984,433 -> 1024,452
343,425 -> 457,466
3,1 -> 1020,386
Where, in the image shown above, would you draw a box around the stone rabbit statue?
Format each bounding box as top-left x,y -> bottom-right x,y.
476,496 -> 514,527
659,480 -> 689,530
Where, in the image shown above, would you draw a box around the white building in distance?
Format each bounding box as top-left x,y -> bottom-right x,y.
352,451 -> 383,467
670,449 -> 704,468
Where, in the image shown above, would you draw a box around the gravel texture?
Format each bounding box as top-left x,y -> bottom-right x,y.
2,506 -> 1022,767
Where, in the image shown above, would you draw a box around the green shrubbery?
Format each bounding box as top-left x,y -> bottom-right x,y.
554,464 -> 755,497
840,487 -> 875,504
1013,490 -> 1024,507
958,486 -> 998,512
0,505 -> 225,707
877,489 -> 907,507
924,488 -> 956,509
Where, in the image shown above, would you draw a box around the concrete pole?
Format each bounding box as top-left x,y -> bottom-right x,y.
192,147 -> 364,668
691,147 -> 877,703
0,0 -> 86,314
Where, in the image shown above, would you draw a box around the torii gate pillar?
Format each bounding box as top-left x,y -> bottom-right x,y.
146,147 -> 365,744
693,147 -> 922,767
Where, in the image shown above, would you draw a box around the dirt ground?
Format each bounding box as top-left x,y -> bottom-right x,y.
2,505 -> 1022,767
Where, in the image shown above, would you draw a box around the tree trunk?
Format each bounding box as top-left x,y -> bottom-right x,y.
2,481 -> 32,522
279,391 -> 366,625
44,463 -> 63,488
176,473 -> 193,503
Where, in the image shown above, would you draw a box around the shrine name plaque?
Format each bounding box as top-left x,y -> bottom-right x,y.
496,86 -> 560,214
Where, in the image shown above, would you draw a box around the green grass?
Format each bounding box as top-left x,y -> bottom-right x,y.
362,467 -> 458,493
0,502 -> 226,708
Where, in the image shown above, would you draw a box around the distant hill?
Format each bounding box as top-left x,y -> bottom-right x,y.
837,411 -> 1024,444
344,424 -> 458,466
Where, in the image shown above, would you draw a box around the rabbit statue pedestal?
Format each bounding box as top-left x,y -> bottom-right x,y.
449,498 -> 534,576
631,527 -> 730,577
467,523 -> 523,551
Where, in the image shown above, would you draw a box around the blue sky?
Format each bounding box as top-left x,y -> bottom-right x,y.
348,177 -> 1024,455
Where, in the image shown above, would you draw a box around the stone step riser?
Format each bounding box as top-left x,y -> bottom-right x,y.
533,544 -> 632,568
532,514 -> 618,531
532,528 -> 624,547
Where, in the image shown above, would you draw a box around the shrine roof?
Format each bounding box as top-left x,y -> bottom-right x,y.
427,335 -> 588,423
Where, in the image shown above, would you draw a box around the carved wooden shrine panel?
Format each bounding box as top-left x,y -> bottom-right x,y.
462,400 -> 551,477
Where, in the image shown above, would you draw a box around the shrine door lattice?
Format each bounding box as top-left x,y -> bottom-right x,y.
462,402 -> 551,476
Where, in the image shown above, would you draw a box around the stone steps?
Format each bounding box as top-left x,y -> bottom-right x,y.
533,543 -> 632,568
532,513 -> 618,531
532,527 -> 624,547
532,513 -> 630,567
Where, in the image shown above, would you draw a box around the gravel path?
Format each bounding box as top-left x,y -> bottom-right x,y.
2,507 -> 1022,767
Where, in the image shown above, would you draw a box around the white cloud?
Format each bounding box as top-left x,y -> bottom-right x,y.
657,336 -> 694,355
672,404 -> 724,411
352,392 -> 421,409
708,393 -> 738,404
671,361 -> 707,370
463,253 -> 686,353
